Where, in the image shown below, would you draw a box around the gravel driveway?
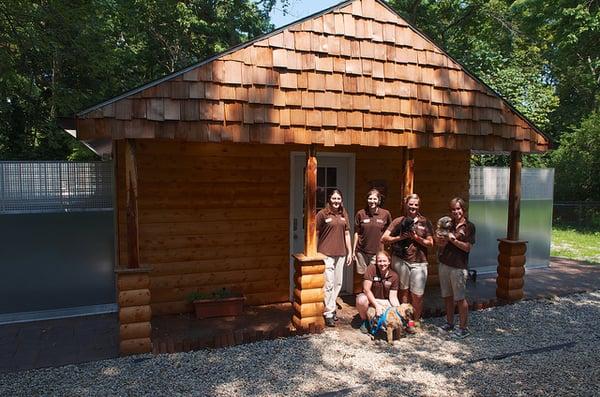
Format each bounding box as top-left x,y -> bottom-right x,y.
2,290 -> 600,397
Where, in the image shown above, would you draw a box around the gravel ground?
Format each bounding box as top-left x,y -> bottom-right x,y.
3,290 -> 600,397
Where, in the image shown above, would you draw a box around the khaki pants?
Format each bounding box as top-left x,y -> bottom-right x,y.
324,255 -> 345,318
392,257 -> 428,296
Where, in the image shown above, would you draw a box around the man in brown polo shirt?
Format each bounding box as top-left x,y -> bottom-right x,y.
436,197 -> 476,339
355,251 -> 400,333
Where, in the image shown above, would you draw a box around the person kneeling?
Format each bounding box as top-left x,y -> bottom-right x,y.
356,251 -> 401,335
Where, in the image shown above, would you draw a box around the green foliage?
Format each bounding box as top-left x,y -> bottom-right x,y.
551,111 -> 600,201
0,0 -> 275,160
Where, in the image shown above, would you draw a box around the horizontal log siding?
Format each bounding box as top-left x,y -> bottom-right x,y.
117,141 -> 292,315
412,148 -> 470,281
354,146 -> 404,219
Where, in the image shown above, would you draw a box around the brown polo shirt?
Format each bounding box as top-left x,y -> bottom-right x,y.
387,215 -> 433,263
355,208 -> 392,255
364,264 -> 399,300
316,209 -> 350,257
439,220 -> 476,269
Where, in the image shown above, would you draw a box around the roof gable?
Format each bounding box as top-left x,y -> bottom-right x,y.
76,0 -> 549,153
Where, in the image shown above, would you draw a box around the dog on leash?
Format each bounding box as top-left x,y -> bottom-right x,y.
367,303 -> 415,344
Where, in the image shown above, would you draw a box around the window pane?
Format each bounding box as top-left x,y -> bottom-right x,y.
316,187 -> 326,209
326,167 -> 337,187
317,167 -> 325,186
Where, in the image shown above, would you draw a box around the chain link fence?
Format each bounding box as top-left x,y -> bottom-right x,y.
553,201 -> 600,229
0,161 -> 113,214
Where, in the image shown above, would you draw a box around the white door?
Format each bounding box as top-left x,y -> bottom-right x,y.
289,152 -> 355,299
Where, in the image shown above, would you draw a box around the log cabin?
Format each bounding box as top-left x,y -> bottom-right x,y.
62,0 -> 550,354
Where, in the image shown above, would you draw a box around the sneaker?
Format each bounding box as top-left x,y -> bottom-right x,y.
440,322 -> 455,332
333,311 -> 339,322
405,320 -> 417,334
452,327 -> 471,339
359,320 -> 370,334
325,316 -> 336,327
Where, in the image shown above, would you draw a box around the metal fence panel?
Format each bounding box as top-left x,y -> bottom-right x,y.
0,161 -> 113,214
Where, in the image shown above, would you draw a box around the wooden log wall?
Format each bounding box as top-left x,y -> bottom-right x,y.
116,140 -> 292,315
412,148 -> 471,282
116,269 -> 152,355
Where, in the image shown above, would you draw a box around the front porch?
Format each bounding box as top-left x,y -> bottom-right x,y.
149,257 -> 597,354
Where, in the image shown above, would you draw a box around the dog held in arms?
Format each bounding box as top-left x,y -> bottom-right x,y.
367,303 -> 415,344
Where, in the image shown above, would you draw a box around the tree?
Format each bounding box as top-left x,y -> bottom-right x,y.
0,0 -> 276,160
552,111 -> 600,201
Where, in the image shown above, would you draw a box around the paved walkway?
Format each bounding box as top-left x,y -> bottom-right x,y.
0,314 -> 118,374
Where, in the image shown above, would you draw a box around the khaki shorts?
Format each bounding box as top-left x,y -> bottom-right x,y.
392,257 -> 428,296
355,251 -> 376,275
438,262 -> 468,301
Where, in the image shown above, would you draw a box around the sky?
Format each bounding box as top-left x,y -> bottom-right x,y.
269,0 -> 342,28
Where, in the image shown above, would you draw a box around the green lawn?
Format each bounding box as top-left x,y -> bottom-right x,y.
551,226 -> 600,264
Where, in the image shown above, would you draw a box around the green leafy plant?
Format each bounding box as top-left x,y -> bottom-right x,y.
187,288 -> 242,302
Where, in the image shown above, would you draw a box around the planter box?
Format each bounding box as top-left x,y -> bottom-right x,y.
192,296 -> 246,319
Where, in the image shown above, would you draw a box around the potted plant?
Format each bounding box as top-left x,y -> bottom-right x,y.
187,288 -> 246,319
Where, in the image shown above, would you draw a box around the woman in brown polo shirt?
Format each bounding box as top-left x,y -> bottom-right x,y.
381,193 -> 433,332
316,189 -> 352,327
435,197 -> 476,339
355,250 -> 400,333
352,189 -> 392,278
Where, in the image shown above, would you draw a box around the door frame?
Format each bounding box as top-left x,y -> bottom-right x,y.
288,151 -> 356,300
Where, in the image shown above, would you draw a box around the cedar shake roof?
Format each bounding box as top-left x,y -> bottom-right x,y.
72,0 -> 550,153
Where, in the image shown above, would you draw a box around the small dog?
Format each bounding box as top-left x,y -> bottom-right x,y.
435,216 -> 453,239
367,303 -> 415,344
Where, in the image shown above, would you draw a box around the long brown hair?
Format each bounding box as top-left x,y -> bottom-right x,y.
324,188 -> 349,218
364,188 -> 383,212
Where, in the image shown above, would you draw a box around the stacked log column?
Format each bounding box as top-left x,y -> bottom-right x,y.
496,239 -> 527,301
292,254 -> 325,330
116,268 -> 152,355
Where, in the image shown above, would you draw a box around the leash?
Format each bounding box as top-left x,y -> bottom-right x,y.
370,307 -> 405,335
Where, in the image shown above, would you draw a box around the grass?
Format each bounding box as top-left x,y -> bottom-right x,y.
551,225 -> 600,264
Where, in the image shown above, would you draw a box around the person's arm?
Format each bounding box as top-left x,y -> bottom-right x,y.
448,233 -> 472,252
363,280 -> 384,316
388,289 -> 400,307
352,232 -> 359,260
381,229 -> 409,245
412,232 -> 434,248
345,230 -> 352,265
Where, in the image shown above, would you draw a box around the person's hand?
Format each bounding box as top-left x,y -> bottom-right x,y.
346,254 -> 352,266
448,233 -> 457,244
375,304 -> 384,316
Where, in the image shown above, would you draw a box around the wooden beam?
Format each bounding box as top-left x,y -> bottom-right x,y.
304,144 -> 317,257
125,139 -> 140,268
403,148 -> 414,198
507,150 -> 522,240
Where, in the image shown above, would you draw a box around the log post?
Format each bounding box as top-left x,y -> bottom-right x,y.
305,144 -> 317,257
496,151 -> 527,302
292,144 -> 325,331
125,139 -> 140,269
115,267 -> 152,355
403,148 -> 414,198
